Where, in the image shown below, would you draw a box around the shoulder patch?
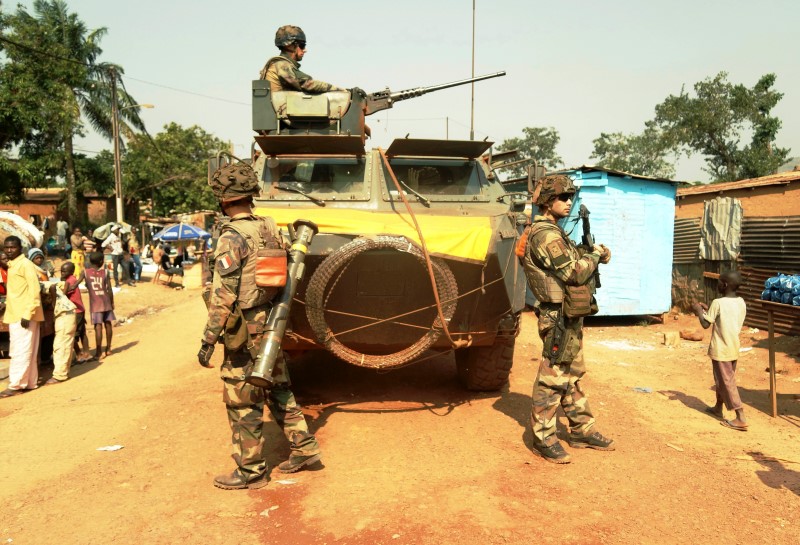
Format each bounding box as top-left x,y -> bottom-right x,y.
545,239 -> 571,269
216,252 -> 236,275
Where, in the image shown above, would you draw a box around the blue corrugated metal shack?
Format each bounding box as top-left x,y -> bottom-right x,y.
524,165 -> 679,316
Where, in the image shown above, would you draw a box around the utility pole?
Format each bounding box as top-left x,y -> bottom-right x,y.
111,68 -> 124,224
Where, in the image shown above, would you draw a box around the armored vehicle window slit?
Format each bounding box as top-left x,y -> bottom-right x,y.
382,158 -> 488,201
258,156 -> 368,200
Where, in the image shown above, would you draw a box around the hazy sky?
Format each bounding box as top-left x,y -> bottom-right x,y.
7,0 -> 799,181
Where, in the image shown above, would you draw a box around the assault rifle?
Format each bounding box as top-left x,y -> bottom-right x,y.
578,204 -> 601,289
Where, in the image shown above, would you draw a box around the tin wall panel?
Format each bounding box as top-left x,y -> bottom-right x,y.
674,217 -> 701,264
738,216 -> 800,335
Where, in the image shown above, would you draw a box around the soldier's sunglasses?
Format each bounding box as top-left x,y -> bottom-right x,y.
296,41 -> 307,50
556,193 -> 573,202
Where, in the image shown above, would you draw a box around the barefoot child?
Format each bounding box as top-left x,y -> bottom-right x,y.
84,252 -> 114,359
692,270 -> 748,431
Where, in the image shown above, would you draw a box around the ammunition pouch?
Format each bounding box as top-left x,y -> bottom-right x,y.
563,283 -> 599,318
223,307 -> 250,351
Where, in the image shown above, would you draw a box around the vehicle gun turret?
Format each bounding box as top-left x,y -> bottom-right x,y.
252,72 -> 506,154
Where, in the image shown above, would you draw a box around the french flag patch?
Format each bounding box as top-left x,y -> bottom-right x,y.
217,253 -> 234,272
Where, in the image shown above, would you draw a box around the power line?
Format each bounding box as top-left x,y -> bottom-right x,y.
0,35 -> 89,67
0,35 -> 245,106
123,75 -> 248,106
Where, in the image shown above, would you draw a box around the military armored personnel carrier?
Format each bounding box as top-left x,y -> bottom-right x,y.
213,73 -> 527,390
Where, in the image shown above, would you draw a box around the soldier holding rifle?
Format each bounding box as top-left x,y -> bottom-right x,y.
198,162 -> 321,490
522,175 -> 614,464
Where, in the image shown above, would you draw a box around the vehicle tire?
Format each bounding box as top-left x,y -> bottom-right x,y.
456,312 -> 519,391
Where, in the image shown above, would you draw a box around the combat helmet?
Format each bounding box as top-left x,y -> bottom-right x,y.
209,155 -> 261,203
275,25 -> 306,49
532,174 -> 576,206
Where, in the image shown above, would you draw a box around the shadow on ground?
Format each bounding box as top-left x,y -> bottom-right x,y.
287,350 -> 493,435
746,450 -> 800,497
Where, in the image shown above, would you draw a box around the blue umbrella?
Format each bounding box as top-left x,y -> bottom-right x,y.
152,223 -> 211,242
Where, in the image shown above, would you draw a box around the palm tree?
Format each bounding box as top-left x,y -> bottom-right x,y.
6,0 -> 146,224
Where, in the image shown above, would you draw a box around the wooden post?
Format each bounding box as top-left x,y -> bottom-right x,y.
767,308 -> 777,418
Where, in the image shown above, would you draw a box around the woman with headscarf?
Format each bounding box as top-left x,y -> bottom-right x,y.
27,247 -> 55,365
27,248 -> 53,280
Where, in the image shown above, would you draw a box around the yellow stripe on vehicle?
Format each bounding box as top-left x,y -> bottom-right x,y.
256,208 -> 493,262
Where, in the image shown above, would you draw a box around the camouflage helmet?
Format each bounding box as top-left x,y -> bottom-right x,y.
275,25 -> 306,49
209,160 -> 260,203
532,174 -> 576,206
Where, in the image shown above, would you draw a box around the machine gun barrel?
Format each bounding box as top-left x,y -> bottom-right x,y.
364,71 -> 506,115
246,219 -> 319,388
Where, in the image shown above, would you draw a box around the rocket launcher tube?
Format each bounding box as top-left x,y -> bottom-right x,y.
246,220 -> 319,388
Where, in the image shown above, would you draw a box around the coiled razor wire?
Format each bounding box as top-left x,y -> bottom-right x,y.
305,235 -> 458,369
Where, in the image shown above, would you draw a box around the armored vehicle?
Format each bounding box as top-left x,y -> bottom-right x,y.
215,73 -> 527,390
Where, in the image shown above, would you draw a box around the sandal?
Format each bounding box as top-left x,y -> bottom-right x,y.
0,388 -> 26,398
720,419 -> 748,432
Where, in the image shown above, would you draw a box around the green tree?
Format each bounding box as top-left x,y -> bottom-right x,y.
1,0 -> 145,222
124,123 -> 227,216
653,72 -> 790,182
0,1 -> 26,201
590,126 -> 676,179
496,126 -> 563,177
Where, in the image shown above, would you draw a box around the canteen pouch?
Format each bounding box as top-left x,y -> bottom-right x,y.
255,248 -> 287,288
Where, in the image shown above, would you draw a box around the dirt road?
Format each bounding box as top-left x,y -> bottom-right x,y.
1,278 -> 799,544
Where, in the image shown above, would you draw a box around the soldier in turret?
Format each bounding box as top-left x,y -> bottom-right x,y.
523,174 -> 614,464
198,161 -> 321,489
259,25 -> 344,94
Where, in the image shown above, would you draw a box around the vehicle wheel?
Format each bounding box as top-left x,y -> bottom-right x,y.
456,312 -> 519,391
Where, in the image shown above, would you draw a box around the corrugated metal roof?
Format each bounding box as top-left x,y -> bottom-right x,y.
554,164 -> 681,185
677,170 -> 800,197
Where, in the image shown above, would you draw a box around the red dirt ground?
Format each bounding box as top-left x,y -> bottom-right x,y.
2,270 -> 799,544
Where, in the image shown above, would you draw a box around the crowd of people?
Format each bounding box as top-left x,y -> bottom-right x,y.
0,219 -> 198,396
0,234 -> 117,397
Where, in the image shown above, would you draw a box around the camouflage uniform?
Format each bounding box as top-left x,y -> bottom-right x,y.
202,212 -> 320,481
259,53 -> 340,94
523,215 -> 602,448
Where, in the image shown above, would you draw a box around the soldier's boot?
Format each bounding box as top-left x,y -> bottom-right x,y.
532,441 -> 571,464
278,453 -> 322,474
567,430 -> 615,451
213,469 -> 269,490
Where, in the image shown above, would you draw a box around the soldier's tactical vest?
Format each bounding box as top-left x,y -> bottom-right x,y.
222,215 -> 283,309
259,56 -> 287,82
523,221 -> 597,318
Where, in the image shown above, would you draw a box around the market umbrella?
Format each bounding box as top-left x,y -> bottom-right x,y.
152,223 -> 211,242
93,221 -> 132,241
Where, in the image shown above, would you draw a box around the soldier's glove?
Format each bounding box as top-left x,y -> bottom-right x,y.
197,342 -> 215,368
